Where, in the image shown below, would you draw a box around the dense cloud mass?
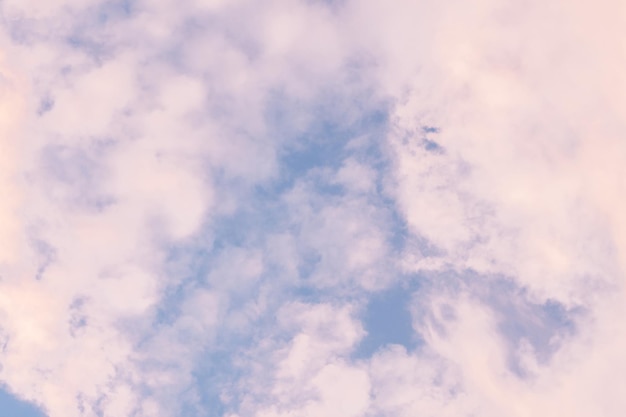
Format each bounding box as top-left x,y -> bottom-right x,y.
0,1 -> 625,416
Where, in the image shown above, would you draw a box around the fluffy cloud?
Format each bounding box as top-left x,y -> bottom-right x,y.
227,302 -> 369,417
1,0 -> 625,416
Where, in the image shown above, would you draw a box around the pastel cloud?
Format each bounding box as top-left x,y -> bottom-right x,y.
0,61 -> 24,265
0,0 -> 625,416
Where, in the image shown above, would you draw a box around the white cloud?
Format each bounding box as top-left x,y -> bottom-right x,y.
230,302 -> 369,417
0,63 -> 25,265
381,0 -> 626,304
1,0 -> 626,417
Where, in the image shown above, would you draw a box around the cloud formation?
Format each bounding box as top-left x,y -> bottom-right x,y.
0,0 -> 625,416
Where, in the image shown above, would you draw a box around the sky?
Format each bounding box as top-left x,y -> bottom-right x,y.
0,1 -> 625,416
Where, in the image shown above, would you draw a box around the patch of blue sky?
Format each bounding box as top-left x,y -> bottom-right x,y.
296,249 -> 322,282
153,79 -> 403,414
156,192 -> 408,412
214,193 -> 289,250
188,348 -> 249,417
172,96 -> 393,287
265,88 -> 389,189
150,282 -> 193,327
147,236 -> 214,330
172,384 -> 217,417
161,96 -> 404,301
155,91 -> 393,328
354,281 -> 422,359
289,285 -> 323,304
0,388 -> 47,417
374,192 -> 411,254
158,202 -> 281,320
160,211 -> 288,302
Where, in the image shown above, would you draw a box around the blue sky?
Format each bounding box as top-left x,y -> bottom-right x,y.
0,1 -> 626,417
0,389 -> 44,417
